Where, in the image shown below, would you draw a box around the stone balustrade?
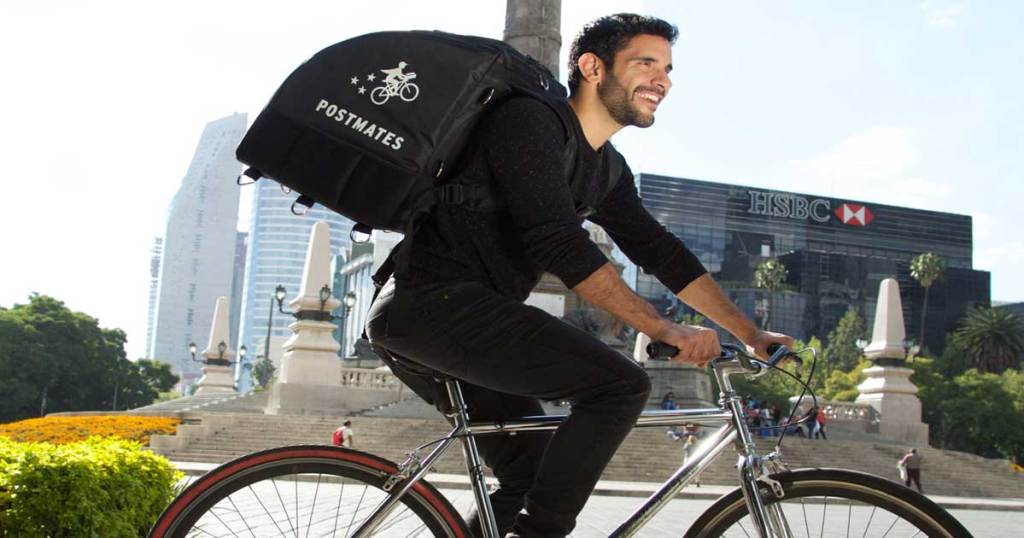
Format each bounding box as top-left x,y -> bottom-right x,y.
340,367 -> 406,392
790,398 -> 881,434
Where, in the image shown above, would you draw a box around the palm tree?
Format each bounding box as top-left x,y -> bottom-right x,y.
754,259 -> 788,331
910,252 -> 944,349
954,307 -> 1024,373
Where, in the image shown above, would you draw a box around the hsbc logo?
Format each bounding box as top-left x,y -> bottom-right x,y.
835,203 -> 874,227
746,190 -> 876,228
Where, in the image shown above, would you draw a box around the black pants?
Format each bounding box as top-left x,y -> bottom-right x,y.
905,468 -> 922,493
366,278 -> 651,537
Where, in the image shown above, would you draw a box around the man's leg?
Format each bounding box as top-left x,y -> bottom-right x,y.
910,469 -> 922,493
369,280 -> 651,537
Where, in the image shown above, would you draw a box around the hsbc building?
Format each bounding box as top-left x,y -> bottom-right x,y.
629,174 -> 990,353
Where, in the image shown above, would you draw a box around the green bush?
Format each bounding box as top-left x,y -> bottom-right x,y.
0,436 -> 182,537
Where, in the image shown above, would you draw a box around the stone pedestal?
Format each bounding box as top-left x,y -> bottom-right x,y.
856,365 -> 929,444
266,221 -> 348,416
855,278 -> 930,445
194,296 -> 237,395
194,364 -> 236,395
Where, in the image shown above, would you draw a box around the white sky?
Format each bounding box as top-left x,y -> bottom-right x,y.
1,1 -> 1021,359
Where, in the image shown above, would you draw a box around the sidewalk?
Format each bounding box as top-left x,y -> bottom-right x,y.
171,460 -> 1024,512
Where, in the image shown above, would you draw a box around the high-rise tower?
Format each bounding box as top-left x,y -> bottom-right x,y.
149,113 -> 247,383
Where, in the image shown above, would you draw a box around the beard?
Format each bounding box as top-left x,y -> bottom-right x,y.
597,74 -> 655,128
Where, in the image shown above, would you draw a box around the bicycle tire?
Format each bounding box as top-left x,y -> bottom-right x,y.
684,468 -> 971,537
149,445 -> 469,538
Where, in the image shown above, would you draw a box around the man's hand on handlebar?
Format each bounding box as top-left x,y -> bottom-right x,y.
744,330 -> 796,361
651,321 -> 719,368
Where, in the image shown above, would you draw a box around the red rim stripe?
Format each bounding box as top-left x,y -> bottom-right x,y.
152,446 -> 465,537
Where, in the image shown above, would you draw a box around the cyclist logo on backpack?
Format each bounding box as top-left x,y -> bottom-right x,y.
356,61 -> 419,105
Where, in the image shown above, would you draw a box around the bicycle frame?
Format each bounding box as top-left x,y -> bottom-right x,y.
352,352 -> 785,538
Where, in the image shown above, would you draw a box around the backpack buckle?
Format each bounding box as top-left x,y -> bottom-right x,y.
439,184 -> 464,204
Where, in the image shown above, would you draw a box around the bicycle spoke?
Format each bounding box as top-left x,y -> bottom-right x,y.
225,495 -> 257,538
736,518 -> 752,537
821,496 -> 827,538
305,473 -> 323,538
861,504 -> 877,538
345,482 -> 369,537
187,524 -> 218,538
271,478 -> 298,537
332,478 -> 345,538
250,484 -> 290,537
801,498 -> 811,537
847,500 -> 852,538
880,514 -> 900,538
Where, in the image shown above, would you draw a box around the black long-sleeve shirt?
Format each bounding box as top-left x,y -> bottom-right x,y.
404,97 -> 706,301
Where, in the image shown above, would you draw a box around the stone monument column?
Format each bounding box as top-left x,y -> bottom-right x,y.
855,278 -> 929,445
194,296 -> 237,395
266,221 -> 347,415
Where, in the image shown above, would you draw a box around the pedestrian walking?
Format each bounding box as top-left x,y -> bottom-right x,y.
814,406 -> 828,440
332,420 -> 355,448
900,448 -> 923,493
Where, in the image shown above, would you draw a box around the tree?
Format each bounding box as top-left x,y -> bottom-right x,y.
754,259 -> 788,331
820,359 -> 870,402
912,358 -> 1024,460
910,252 -> 945,350
137,359 -> 179,393
0,294 -> 167,422
953,306 -> 1024,374
251,356 -> 276,390
824,307 -> 867,374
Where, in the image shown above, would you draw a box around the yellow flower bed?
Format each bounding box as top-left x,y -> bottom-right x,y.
0,415 -> 179,446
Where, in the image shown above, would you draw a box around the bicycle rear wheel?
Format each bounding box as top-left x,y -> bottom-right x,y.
685,468 -> 971,537
150,445 -> 469,538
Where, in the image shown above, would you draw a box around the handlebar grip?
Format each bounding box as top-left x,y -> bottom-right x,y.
766,343 -> 803,368
646,341 -> 679,360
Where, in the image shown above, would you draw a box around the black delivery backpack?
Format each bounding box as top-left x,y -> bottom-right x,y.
236,30 -> 578,235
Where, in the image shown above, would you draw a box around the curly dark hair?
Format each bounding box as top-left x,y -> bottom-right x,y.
567,13 -> 678,95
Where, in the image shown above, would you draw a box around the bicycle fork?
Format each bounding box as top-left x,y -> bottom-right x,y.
720,369 -> 792,538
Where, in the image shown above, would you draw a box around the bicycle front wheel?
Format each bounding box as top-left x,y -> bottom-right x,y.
150,445 -> 469,538
685,468 -> 971,537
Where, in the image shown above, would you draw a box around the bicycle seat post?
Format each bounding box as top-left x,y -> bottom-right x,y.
444,379 -> 501,538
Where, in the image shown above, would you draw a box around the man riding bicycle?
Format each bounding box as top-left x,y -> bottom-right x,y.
367,13 -> 794,538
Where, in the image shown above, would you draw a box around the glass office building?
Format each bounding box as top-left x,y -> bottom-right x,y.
632,174 -> 990,352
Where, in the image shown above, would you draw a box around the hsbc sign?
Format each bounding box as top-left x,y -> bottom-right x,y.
746,190 -> 874,227
834,203 -> 874,227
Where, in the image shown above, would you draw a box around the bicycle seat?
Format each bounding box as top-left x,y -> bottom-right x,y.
371,344 -> 458,413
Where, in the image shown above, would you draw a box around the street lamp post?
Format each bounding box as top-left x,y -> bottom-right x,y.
264,285 -> 287,363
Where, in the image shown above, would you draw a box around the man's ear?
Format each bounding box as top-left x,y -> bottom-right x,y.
577,52 -> 604,86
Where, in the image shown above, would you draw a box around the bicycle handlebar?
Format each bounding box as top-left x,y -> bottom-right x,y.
646,341 -> 803,373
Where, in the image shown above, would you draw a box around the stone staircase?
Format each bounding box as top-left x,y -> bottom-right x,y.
130,390 -> 269,414
153,413 -> 1024,499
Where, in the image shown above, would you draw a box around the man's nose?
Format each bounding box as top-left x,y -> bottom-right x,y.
654,71 -> 672,94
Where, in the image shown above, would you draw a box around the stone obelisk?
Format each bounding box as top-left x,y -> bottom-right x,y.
856,278 -> 929,445
266,221 -> 346,415
194,296 -> 237,395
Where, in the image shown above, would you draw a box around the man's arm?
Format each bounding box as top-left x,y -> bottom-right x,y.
572,263 -> 719,366
676,273 -> 793,358
572,262 -> 792,363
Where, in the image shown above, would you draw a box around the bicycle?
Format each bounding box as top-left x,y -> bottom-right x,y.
149,344 -> 971,537
370,74 -> 420,105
